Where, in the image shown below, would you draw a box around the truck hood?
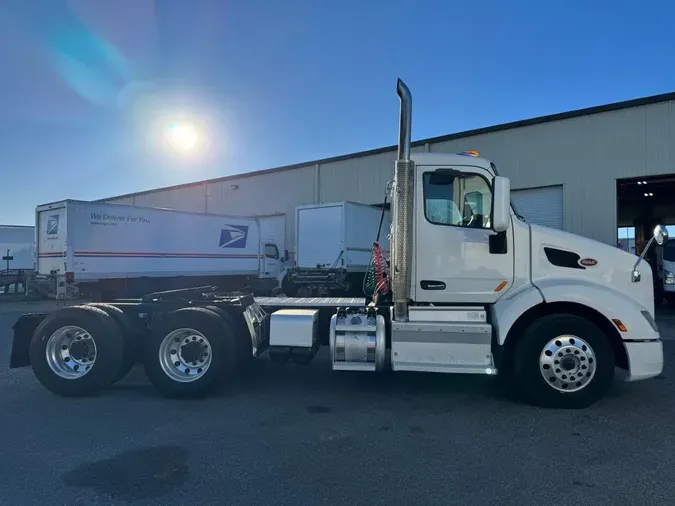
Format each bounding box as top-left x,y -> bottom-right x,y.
529,224 -> 654,313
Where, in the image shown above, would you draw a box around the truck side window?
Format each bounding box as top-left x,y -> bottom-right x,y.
423,172 -> 492,229
264,243 -> 279,259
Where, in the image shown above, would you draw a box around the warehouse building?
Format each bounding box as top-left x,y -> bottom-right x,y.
100,91 -> 675,259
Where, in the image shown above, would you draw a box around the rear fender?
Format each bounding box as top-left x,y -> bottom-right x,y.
10,313 -> 49,368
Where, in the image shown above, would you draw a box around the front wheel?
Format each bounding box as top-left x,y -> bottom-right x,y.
513,314 -> 615,409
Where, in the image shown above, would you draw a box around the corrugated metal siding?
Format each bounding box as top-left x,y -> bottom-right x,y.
512,186 -> 564,230
99,99 -> 675,248
429,100 -> 675,245
206,165 -> 315,252
103,196 -> 135,206
318,145 -> 427,205
133,184 -> 206,213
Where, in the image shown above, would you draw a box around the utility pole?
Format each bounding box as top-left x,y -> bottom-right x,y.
2,249 -> 13,272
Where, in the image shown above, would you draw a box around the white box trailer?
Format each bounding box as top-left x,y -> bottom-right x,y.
285,202 -> 391,296
35,200 -> 283,299
0,225 -> 35,271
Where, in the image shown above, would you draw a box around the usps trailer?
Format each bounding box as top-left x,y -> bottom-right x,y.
35,200 -> 282,299
283,201 -> 391,296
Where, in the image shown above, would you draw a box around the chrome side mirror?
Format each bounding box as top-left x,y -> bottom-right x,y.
632,224 -> 669,282
654,224 -> 668,246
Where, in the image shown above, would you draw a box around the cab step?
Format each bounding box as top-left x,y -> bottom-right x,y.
391,306 -> 496,375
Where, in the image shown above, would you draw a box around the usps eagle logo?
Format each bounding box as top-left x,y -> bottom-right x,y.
46,215 -> 60,235
219,224 -> 248,249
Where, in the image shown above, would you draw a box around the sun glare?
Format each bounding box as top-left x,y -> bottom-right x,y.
166,122 -> 200,153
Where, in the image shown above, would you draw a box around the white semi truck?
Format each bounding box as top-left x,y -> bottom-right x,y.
9,79 -> 666,408
34,200 -> 284,299
282,201 -> 391,296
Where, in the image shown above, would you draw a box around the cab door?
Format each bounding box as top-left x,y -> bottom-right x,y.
260,242 -> 280,278
413,165 -> 514,304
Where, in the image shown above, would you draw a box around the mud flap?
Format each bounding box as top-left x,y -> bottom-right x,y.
10,314 -> 48,368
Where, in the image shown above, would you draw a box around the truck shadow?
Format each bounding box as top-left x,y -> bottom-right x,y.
109,350 -> 662,411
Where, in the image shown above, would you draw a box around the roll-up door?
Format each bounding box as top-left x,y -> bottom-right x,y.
511,185 -> 564,230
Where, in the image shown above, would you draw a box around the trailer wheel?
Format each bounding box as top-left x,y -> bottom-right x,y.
203,305 -> 253,368
143,307 -> 238,398
87,303 -> 137,383
29,305 -> 125,397
513,314 -> 615,409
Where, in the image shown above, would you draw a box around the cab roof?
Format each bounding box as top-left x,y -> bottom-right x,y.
410,152 -> 495,171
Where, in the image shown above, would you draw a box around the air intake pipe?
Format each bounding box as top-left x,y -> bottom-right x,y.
392,79 -> 414,322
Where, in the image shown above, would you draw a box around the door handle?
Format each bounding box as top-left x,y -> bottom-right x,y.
420,280 -> 446,290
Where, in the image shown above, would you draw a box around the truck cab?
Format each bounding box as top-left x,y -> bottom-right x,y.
260,242 -> 282,279
324,79 -> 666,408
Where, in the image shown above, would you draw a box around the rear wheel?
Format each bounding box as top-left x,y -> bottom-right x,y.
204,305 -> 253,368
87,303 -> 137,383
513,314 -> 615,409
143,307 -> 238,398
29,305 -> 125,396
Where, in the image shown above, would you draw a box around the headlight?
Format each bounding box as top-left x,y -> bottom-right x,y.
665,270 -> 675,284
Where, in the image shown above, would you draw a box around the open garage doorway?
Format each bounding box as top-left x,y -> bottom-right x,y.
617,175 -> 675,306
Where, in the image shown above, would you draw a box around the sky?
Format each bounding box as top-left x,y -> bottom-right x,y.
1,0 -> 674,225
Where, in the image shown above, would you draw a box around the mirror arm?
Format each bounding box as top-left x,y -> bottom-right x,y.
632,236 -> 656,282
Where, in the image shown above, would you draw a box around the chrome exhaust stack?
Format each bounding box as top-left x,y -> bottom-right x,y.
392,79 -> 414,322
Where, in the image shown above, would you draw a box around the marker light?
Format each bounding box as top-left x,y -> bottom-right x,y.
458,150 -> 480,157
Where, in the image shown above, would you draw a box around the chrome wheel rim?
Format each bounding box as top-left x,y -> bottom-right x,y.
539,335 -> 596,393
158,328 -> 212,383
45,326 -> 97,379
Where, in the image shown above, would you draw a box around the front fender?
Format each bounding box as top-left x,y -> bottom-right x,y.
490,284 -> 544,346
535,278 -> 658,341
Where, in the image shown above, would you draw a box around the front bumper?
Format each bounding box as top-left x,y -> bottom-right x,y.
624,340 -> 663,381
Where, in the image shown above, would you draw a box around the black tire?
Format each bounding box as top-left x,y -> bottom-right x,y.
29,305 -> 125,397
204,305 -> 253,368
143,307 -> 238,398
513,314 -> 615,409
281,272 -> 298,297
87,303 -> 137,383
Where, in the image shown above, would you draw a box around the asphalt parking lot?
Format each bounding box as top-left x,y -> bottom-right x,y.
1,301 -> 674,505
